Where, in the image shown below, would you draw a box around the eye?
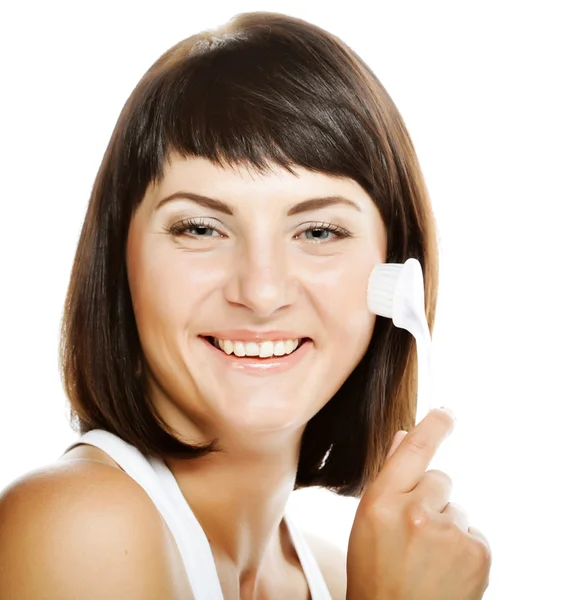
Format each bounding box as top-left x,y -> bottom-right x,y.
295,222 -> 353,243
166,218 -> 224,239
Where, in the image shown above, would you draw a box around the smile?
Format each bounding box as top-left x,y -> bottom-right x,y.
199,336 -> 313,374
206,336 -> 309,358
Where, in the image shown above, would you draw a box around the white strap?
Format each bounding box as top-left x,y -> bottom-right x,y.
284,513 -> 333,600
66,430 -> 224,600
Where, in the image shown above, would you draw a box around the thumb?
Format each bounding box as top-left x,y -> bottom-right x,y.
386,430 -> 408,460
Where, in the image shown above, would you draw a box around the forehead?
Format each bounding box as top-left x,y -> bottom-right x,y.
145,153 -> 375,209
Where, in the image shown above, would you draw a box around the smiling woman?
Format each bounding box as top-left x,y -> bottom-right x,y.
0,10 -> 448,600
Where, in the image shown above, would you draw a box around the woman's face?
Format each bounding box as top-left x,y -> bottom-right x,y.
126,153 -> 386,442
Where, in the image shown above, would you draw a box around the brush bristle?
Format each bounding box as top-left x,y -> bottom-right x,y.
367,263 -> 404,318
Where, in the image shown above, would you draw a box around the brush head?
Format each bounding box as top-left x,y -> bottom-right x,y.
367,259 -> 426,327
367,263 -> 404,319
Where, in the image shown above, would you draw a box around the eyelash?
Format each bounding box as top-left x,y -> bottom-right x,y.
166,218 -> 353,243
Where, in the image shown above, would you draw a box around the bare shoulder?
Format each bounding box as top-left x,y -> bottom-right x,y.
302,530 -> 347,600
0,459 -> 189,600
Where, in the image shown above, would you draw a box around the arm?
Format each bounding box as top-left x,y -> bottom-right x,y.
0,460 -> 187,600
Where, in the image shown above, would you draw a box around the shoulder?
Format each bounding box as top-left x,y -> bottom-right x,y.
302,530 -> 347,600
0,459 -> 187,599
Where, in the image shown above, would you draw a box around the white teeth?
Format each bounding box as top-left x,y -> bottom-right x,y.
213,337 -> 302,358
259,341 -> 274,358
273,341 -> 286,356
244,342 -> 260,356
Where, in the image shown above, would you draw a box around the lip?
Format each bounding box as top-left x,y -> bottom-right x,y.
199,329 -> 309,342
199,335 -> 313,375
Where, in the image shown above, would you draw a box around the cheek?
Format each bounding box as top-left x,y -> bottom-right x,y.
300,255 -> 377,405
305,253 -> 378,349
126,235 -> 202,336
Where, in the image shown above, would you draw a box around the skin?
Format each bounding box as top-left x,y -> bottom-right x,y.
123,152 -> 388,596
347,410 -> 492,599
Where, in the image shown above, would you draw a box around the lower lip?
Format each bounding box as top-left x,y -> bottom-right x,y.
199,337 -> 313,375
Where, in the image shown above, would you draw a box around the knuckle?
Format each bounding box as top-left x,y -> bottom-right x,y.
362,497 -> 397,526
441,520 -> 463,543
448,500 -> 467,515
446,501 -> 469,526
404,434 -> 433,456
405,501 -> 430,530
468,537 -> 492,572
424,469 -> 453,489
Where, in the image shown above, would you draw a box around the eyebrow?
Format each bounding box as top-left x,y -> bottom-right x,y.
155,191 -> 362,216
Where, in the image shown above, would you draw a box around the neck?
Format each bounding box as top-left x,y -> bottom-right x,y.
163,430 -> 303,590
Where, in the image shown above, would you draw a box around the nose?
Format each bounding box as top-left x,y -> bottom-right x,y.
223,239 -> 296,317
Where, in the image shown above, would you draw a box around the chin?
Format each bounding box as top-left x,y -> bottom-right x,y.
213,390 -> 312,435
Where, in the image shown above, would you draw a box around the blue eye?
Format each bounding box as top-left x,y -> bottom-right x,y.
167,218 -> 223,238
184,224 -> 217,237
298,224 -> 352,242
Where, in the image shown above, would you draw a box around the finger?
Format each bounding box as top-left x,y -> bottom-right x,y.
412,469 -> 453,512
441,501 -> 469,532
376,408 -> 455,495
387,430 -> 408,459
467,526 -> 493,562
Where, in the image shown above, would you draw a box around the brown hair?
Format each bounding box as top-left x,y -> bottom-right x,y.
59,11 -> 439,497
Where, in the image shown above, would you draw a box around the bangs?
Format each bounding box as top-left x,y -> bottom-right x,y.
123,32 -> 377,200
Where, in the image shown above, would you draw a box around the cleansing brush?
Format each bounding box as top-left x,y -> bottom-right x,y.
367,258 -> 435,425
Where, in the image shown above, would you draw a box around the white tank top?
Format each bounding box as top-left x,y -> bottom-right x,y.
63,429 -> 332,600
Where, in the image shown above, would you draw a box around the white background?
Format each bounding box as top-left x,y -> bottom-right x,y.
1,1 -> 586,598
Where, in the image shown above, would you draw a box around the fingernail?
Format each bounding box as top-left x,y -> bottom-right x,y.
386,430 -> 407,459
439,406 -> 456,420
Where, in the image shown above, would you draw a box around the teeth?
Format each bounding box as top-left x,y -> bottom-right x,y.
245,342 -> 260,356
259,341 -> 276,358
213,338 -> 302,358
273,341 -> 286,356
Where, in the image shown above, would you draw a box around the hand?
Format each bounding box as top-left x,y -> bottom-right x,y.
346,408 -> 491,600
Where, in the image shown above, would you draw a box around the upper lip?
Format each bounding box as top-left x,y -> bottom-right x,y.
200,329 -> 310,342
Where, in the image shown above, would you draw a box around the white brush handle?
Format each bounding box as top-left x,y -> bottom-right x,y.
415,330 -> 434,425
367,259 -> 436,425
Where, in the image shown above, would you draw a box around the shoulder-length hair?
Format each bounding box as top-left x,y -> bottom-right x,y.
60,11 -> 439,497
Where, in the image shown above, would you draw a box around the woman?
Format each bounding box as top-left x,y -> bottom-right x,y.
0,11 -> 491,600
